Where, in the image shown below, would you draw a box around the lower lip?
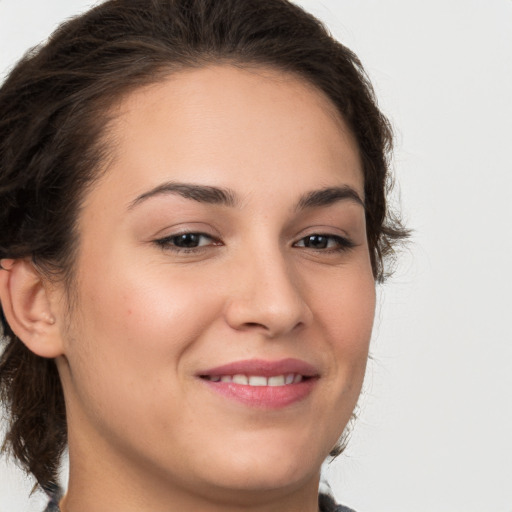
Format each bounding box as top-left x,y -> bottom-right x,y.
200,378 -> 317,409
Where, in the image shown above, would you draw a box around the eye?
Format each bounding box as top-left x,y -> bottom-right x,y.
154,232 -> 219,251
294,234 -> 355,251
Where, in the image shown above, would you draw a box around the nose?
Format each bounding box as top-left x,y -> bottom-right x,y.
223,248 -> 312,338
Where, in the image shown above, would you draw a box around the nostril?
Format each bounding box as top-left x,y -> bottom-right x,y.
223,286 -> 311,337
240,321 -> 304,333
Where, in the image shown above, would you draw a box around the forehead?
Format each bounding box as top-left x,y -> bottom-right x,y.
90,64 -> 363,208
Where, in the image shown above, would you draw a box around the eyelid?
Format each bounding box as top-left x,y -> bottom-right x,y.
151,225 -> 356,254
154,230 -> 222,252
293,233 -> 356,251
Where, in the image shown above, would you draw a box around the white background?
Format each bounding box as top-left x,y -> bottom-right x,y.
1,1 -> 511,511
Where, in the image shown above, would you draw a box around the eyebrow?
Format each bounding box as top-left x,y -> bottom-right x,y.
128,182 -> 239,210
295,186 -> 365,211
128,182 -> 364,211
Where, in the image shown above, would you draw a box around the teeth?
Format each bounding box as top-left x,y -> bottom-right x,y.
205,373 -> 305,386
268,375 -> 285,386
232,374 -> 248,385
248,376 -> 267,386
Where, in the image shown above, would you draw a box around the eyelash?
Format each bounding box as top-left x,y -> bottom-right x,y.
154,232 -> 220,253
154,232 -> 355,254
294,234 -> 355,252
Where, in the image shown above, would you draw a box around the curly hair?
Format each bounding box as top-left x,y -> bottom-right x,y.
0,0 -> 408,495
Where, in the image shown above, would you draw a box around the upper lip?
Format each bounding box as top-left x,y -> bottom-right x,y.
198,358 -> 319,378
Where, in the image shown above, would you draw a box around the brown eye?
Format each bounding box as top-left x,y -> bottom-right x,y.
294,234 -> 355,251
172,233 -> 204,248
155,232 -> 218,251
302,235 -> 329,249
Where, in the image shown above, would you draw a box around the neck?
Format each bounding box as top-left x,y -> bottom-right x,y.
61,473 -> 321,512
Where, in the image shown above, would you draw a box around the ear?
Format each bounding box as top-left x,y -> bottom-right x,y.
0,259 -> 64,358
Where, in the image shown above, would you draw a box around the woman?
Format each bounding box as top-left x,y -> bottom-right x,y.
0,0 -> 407,510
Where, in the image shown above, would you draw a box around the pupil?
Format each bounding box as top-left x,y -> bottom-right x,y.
306,235 -> 328,248
175,233 -> 200,248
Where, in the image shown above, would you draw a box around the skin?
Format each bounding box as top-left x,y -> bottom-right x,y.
2,65 -> 376,511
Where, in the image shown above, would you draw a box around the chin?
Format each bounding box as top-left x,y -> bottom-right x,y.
194,431 -> 327,493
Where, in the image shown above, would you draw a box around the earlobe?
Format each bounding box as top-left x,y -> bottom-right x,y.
0,258 -> 64,358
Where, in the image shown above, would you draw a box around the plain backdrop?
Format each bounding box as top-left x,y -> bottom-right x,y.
1,1 -> 511,511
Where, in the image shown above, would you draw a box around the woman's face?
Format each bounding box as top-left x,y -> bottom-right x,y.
55,65 -> 375,502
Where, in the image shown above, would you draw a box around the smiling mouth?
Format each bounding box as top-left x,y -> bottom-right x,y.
197,358 -> 318,408
200,373 -> 308,386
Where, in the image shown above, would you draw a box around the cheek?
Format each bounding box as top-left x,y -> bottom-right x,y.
61,272 -> 224,462
75,263 -> 219,365
64,259 -> 220,416
309,261 -> 375,388
311,260 -> 375,340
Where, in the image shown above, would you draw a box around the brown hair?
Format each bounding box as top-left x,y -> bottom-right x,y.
0,0 -> 407,495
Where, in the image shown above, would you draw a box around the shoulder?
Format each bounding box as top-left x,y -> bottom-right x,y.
43,484 -> 62,512
319,492 -> 357,512
43,502 -> 60,512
